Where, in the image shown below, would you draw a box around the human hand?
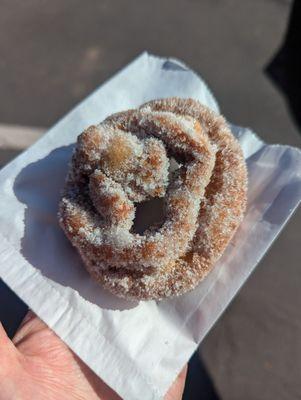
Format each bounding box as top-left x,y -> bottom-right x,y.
0,312 -> 187,400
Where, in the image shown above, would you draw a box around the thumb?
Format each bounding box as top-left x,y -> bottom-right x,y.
0,322 -> 17,374
0,322 -> 12,347
164,365 -> 187,400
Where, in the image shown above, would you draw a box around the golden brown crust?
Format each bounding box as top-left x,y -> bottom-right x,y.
59,98 -> 247,300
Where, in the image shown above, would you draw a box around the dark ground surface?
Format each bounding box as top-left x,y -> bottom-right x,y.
0,1 -> 300,399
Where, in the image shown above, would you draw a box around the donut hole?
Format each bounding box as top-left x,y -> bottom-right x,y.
132,197 -> 166,234
169,156 -> 180,173
131,157 -> 180,234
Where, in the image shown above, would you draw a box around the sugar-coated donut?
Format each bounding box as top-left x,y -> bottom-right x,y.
59,98 -> 247,300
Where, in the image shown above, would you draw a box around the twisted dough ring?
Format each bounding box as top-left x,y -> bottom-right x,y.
59,98 -> 247,300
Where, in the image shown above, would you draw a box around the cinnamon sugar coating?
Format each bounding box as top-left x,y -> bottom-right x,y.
59,98 -> 247,300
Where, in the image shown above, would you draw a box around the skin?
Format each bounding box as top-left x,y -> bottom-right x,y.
0,312 -> 187,400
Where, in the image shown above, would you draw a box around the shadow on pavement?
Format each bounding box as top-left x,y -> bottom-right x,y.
184,352 -> 220,400
0,279 -> 27,338
266,0 -> 301,133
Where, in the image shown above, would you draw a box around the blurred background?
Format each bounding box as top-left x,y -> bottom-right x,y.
0,1 -> 300,399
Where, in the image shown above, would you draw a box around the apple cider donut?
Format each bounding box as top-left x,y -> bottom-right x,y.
59,98 -> 247,300
59,107 -> 216,273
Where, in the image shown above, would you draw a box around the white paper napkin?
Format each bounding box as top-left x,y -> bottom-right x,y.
0,53 -> 300,400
